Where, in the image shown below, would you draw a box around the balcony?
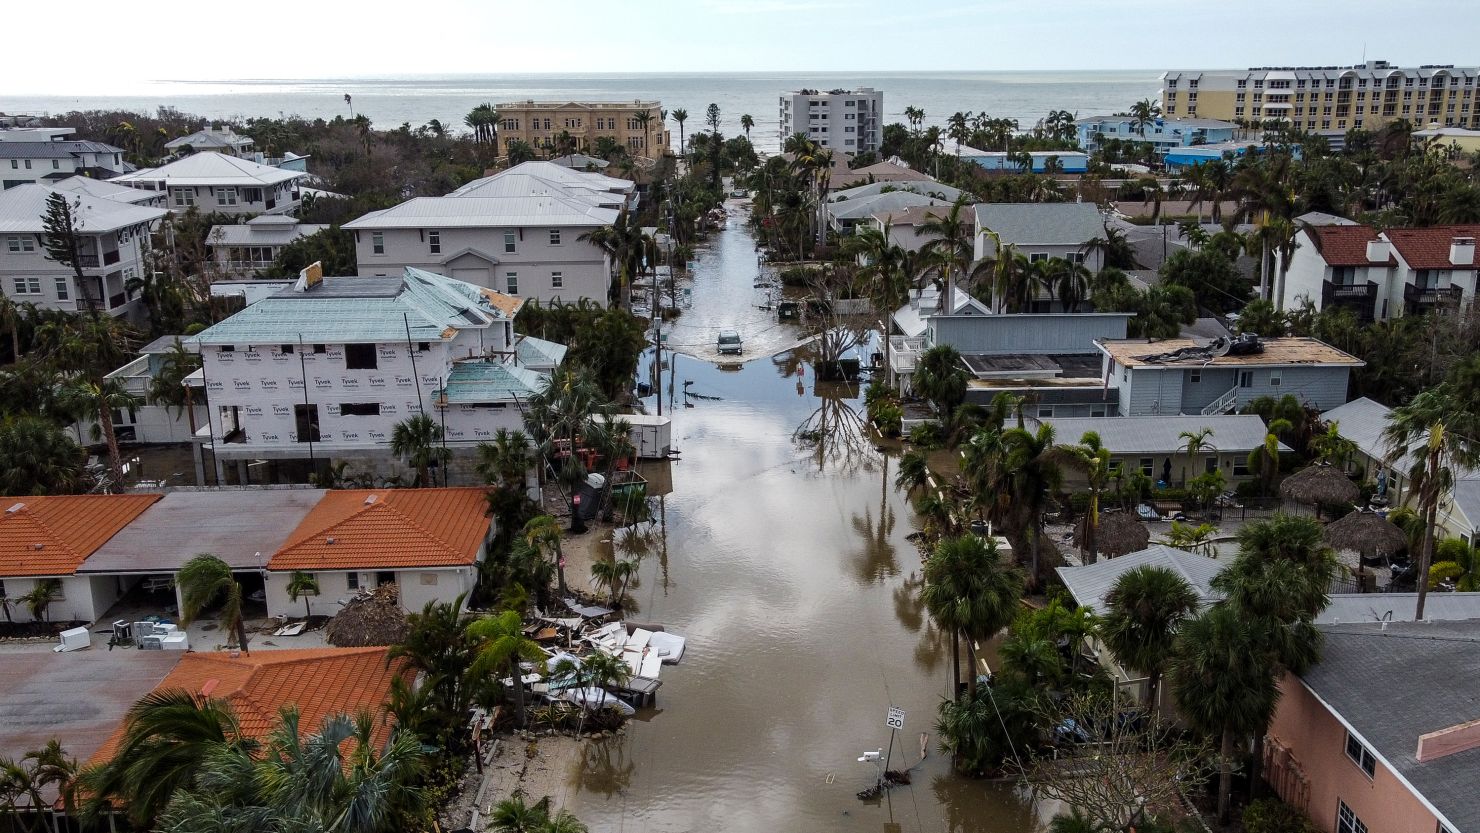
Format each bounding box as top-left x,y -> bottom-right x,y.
1322,280 -> 1377,322
1405,284 -> 1464,307
103,249 -> 120,266
77,254 -> 100,268
108,292 -> 128,309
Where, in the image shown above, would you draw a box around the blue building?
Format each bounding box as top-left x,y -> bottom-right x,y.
950,144 -> 1089,174
1075,116 -> 1238,155
1162,140 -> 1302,171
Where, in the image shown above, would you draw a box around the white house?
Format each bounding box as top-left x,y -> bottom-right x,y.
0,184 -> 166,317
164,126 -> 255,157
1,141 -> 129,189
207,216 -> 329,277
1280,223 -> 1479,321
188,265 -> 558,479
70,336 -> 208,450
49,175 -> 168,209
110,153 -> 307,217
448,161 -> 636,209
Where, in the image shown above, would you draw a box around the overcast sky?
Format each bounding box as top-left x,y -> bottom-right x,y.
5,0 -> 1477,93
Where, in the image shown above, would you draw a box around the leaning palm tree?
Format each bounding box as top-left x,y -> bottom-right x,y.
390,414 -> 450,487
894,449 -> 931,496
921,535 -> 1025,697
1099,565 -> 1199,709
466,610 -> 546,727
54,376 -> 139,492
177,553 -> 250,652
286,571 -> 319,620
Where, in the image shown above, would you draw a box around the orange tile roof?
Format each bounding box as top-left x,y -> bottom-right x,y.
268,488 -> 489,571
1386,225 -> 1480,271
0,494 -> 161,577
90,648 -> 408,765
1308,224 -> 1393,267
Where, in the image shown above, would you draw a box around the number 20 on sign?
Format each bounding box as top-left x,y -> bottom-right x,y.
886,707 -> 905,730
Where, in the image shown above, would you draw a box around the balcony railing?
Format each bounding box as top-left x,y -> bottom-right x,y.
108,292 -> 128,309
77,254 -> 99,268
1405,284 -> 1463,305
103,249 -> 120,266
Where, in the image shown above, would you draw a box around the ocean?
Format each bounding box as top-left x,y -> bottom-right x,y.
0,71 -> 1159,153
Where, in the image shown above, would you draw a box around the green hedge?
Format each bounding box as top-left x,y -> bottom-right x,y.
1243,799 -> 1320,833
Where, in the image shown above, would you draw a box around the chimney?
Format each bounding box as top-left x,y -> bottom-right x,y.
1365,239 -> 1391,263
1450,237 -> 1476,267
1417,717 -> 1480,762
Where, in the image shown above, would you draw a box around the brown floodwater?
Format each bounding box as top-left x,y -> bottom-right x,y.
560,206 -> 1045,832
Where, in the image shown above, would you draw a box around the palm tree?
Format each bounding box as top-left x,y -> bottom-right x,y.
1000,423 -> 1069,588
917,197 -> 987,313
77,689 -> 247,827
523,515 -> 568,597
286,571 -> 319,620
177,553 -> 249,652
921,535 -> 1024,698
1068,431 -> 1117,564
895,449 -> 930,495
466,610 -> 545,727
739,113 -> 754,139
840,222 -> 913,370
1247,418 -> 1290,496
1168,604 -> 1278,825
490,795 -> 588,833
589,558 -> 638,606
19,580 -> 59,623
41,314 -> 138,490
913,345 -> 967,417
390,414 -> 450,487
1099,565 -> 1199,709
1177,427 -> 1215,486
671,109 -> 688,156
55,377 -> 139,492
0,415 -> 86,495
0,296 -> 22,361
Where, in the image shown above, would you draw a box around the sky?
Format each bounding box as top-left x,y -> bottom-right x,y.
4,0 -> 1478,93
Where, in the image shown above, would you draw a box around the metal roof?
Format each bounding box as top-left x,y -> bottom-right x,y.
437,360 -> 547,403
1055,544 -> 1226,616
1027,414 -> 1283,455
48,175 -> 164,205
515,335 -> 568,369
451,161 -> 633,196
189,267 -> 515,345
1318,592 -> 1480,625
164,128 -> 253,150
0,140 -> 122,159
827,191 -> 946,221
208,221 -> 328,247
975,202 -> 1105,247
447,172 -> 626,208
109,152 -> 305,187
80,488 -> 324,573
343,194 -> 618,230
0,183 -> 166,234
1300,620 -> 1480,833
830,179 -> 964,204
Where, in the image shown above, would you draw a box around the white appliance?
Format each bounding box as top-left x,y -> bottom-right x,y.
53,626 -> 90,653
161,632 -> 190,651
139,634 -> 164,650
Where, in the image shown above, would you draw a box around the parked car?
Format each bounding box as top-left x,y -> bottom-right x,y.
717,330 -> 743,355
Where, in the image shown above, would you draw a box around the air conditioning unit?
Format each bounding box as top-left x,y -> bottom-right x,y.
161,632 -> 190,651
134,621 -> 159,639
54,627 -> 90,653
139,634 -> 164,650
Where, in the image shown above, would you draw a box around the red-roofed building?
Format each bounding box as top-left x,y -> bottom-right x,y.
1281,222 -> 1478,321
0,494 -> 161,623
264,488 -> 491,617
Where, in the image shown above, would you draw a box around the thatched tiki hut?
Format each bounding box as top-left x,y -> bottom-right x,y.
1074,511 -> 1150,561
1324,509 -> 1409,593
1279,463 -> 1360,518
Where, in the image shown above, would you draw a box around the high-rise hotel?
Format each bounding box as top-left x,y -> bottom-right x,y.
1160,61 -> 1480,134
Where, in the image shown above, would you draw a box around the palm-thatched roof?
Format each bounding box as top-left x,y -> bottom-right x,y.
325,583 -> 409,647
1075,511 -> 1150,559
1279,463 -> 1360,507
1324,510 -> 1409,557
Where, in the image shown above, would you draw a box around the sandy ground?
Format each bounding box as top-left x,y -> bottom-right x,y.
443,733 -> 590,830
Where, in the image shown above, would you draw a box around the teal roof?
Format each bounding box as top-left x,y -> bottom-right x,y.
191,267 -> 517,345
516,335 -> 568,369
437,361 -> 547,403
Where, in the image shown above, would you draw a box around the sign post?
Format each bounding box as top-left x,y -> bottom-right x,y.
884,707 -> 905,776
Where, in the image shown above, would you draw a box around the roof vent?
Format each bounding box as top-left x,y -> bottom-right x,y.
363,494 -> 378,506
5,502 -> 25,514
326,536 -> 336,545
32,543 -> 44,551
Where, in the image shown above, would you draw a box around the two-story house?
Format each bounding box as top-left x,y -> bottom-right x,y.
163,125 -> 255,157
188,265 -> 559,481
0,184 -> 166,316
50,175 -> 168,209
342,171 -> 620,305
0,141 -> 129,189
974,203 -> 1106,311
207,216 -> 329,277
449,161 -> 636,209
110,153 -> 307,217
1096,335 -> 1364,417
1282,223 -> 1479,320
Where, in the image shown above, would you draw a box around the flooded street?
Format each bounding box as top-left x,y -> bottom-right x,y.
562,205 -> 1043,832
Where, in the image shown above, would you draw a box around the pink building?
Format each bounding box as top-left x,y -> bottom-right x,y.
1265,620 -> 1477,833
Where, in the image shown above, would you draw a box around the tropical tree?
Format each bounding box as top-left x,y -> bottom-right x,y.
0,416 -> 86,495
55,377 -> 140,492
1000,423 -> 1069,586
1068,431 -> 1117,564
467,609 -> 545,727
671,109 -> 688,156
523,515 -> 568,597
489,795 -> 588,833
1247,418 -> 1290,496
1177,427 -> 1215,485
917,197 -> 989,311
1099,565 -> 1199,709
589,558 -> 638,607
739,113 -> 753,139
895,449 -> 931,496
913,345 -> 967,417
1162,520 -> 1217,556
390,413 -> 450,487
19,580 -> 60,623
921,535 -> 1024,697
41,315 -> 138,490
177,554 -> 250,652
286,571 -> 319,620
0,740 -> 75,831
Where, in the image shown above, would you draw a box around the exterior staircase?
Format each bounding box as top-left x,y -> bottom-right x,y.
1201,385 -> 1239,416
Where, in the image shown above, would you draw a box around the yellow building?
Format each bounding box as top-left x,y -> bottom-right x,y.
1160,61 -> 1480,135
495,100 -> 670,159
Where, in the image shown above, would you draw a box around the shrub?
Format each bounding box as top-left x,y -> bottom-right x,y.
872,402 -> 903,438
908,423 -> 943,449
1243,798 -> 1320,833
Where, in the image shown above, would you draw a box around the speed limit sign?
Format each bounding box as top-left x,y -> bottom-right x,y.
886,707 -> 905,730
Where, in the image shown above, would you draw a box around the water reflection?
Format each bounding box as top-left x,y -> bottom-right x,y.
579,739 -> 636,798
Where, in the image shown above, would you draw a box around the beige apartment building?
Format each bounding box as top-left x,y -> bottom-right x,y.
495,101 -> 670,159
1160,61 -> 1480,135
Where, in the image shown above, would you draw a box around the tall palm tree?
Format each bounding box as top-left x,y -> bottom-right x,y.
917,197 -> 987,313
466,610 -> 545,727
1068,431 -> 1117,564
177,553 -> 249,652
55,377 -> 139,492
671,109 -> 688,156
286,571 -> 319,620
523,515 -> 567,597
42,314 -> 138,490
739,114 -> 753,139
921,535 -> 1024,698
840,222 -> 912,369
1100,565 -> 1199,709
390,414 -> 450,487
1000,423 -> 1069,588
1177,427 -> 1215,486
913,345 -> 967,417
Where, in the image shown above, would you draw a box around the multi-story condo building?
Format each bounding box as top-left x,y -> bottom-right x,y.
1160,61 -> 1480,134
189,265 -> 562,478
494,100 -> 669,159
110,153 -> 307,216
0,184 -> 166,316
342,162 -> 622,305
778,88 -> 883,152
1074,115 -> 1238,154
1280,222 -> 1478,321
1,141 -> 129,189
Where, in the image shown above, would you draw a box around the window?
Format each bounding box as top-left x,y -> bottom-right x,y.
548,229 -> 561,245
7,235 -> 35,252
313,344 -> 327,354
417,341 -> 430,352
243,187 -> 263,203
550,271 -> 563,289
346,572 -> 360,591
173,188 -> 194,207
1234,458 -> 1250,476
504,231 -> 517,253
1238,370 -> 1254,388
428,230 -> 440,254
219,345 -> 235,353
505,272 -> 518,294
217,187 -> 238,206
1269,370 -> 1282,387
1345,733 -> 1377,778
12,277 -> 40,294
1037,406 -> 1054,418
1028,252 -> 1050,263
52,160 -> 60,169
1090,405 -> 1107,418
340,403 -> 381,416
344,344 -> 378,370
54,277 -> 69,300
1336,800 -> 1368,833
371,232 -> 384,255
1189,370 -> 1201,384
279,344 -> 294,355
1139,458 -> 1154,476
